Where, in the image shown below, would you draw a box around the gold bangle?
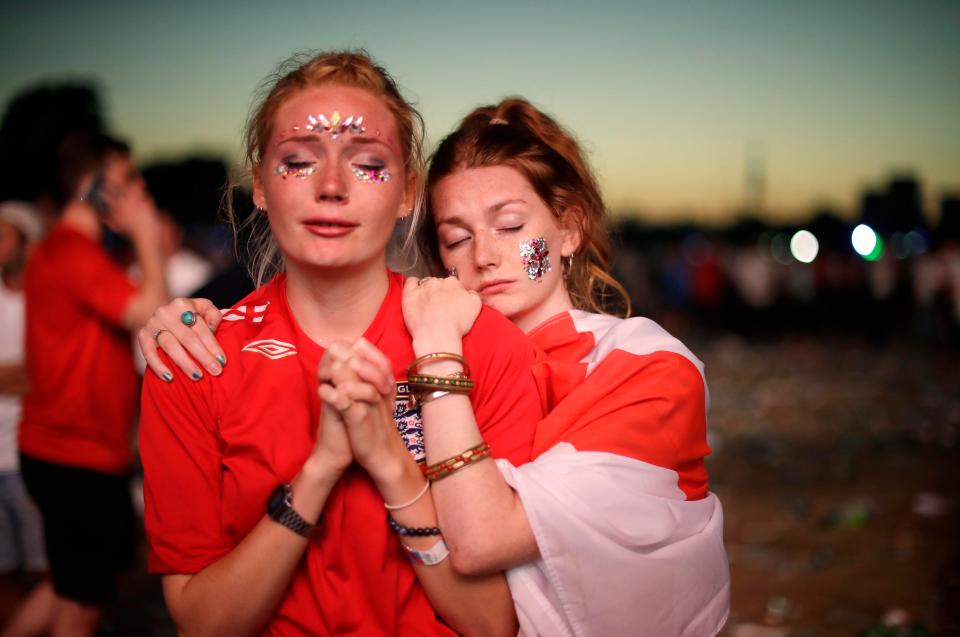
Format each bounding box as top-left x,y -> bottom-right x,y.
407,373 -> 474,392
407,352 -> 471,378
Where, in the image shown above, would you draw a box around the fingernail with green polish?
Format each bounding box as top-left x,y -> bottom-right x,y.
162,372 -> 173,383
191,371 -> 202,381
216,354 -> 227,366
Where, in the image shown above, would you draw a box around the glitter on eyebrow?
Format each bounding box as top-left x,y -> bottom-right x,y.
304,111 -> 366,140
351,166 -> 391,184
274,163 -> 317,180
519,237 -> 552,281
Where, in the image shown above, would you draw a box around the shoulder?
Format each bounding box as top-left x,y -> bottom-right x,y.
463,306 -> 534,360
569,310 -> 704,380
213,278 -> 289,352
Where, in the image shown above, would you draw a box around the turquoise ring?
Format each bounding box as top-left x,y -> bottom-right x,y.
180,310 -> 197,327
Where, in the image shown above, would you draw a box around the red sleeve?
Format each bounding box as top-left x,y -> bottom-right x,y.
139,362 -> 229,574
61,238 -> 137,325
462,307 -> 541,466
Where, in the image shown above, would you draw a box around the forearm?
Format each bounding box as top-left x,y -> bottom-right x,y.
123,232 -> 168,329
0,363 -> 28,395
412,335 -> 539,574
371,455 -> 518,636
163,459 -> 340,636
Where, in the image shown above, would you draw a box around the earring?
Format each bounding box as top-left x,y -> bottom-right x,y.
562,254 -> 574,277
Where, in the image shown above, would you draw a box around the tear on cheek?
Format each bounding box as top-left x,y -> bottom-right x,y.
519,237 -> 552,281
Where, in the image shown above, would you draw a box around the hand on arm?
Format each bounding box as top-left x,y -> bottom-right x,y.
402,277 -> 539,574
138,297 -> 226,381
320,338 -> 518,636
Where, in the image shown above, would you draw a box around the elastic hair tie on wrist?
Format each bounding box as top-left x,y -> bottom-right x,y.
384,480 -> 431,511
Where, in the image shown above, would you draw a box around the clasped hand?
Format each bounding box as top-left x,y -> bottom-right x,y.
313,338 -> 410,482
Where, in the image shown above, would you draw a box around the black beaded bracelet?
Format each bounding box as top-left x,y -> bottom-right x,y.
386,513 -> 442,537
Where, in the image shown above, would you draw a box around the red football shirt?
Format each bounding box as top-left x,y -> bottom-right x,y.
140,270 -> 540,636
20,224 -> 138,474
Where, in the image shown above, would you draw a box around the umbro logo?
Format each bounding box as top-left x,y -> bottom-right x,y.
241,339 -> 298,360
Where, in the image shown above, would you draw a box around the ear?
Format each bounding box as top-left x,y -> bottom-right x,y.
559,206 -> 584,257
251,166 -> 267,211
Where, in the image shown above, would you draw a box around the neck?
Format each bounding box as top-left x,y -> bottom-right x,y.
60,200 -> 102,240
512,290 -> 575,334
284,259 -> 391,347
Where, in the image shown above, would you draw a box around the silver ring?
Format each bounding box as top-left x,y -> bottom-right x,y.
152,328 -> 168,343
180,310 -> 197,327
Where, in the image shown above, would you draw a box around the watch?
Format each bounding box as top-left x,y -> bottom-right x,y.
266,483 -> 315,538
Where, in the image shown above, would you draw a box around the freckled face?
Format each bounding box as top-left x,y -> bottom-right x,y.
431,165 -> 580,331
254,85 -> 410,274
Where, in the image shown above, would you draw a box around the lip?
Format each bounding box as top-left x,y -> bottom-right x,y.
476,279 -> 514,296
302,217 -> 358,238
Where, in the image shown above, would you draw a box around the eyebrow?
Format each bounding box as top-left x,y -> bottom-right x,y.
276,133 -> 393,150
437,199 -> 527,227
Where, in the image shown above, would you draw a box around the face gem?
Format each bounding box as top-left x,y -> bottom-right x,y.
519,237 -> 552,281
274,163 -> 317,180
351,166 -> 391,184
445,266 -> 459,279
304,111 -> 366,139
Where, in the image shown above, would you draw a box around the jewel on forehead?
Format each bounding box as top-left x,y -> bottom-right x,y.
303,112 -> 366,139
519,237 -> 552,282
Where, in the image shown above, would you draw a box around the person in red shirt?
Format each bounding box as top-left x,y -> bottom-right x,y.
145,97 -> 729,636
14,132 -> 168,637
137,51 -> 540,636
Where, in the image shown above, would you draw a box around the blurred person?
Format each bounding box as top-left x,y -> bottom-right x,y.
11,132 -> 168,637
0,202 -> 47,576
136,51 -> 538,636
144,97 -> 730,636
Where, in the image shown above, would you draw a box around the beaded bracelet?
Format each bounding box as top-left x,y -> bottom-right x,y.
423,441 -> 492,481
386,513 -> 442,537
406,352 -> 471,378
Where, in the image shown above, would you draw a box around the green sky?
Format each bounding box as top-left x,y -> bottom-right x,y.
1,0 -> 957,224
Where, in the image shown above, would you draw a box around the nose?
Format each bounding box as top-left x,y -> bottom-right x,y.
315,162 -> 349,203
472,231 -> 500,270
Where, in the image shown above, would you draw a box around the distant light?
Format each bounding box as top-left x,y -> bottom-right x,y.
770,233 -> 793,264
906,230 -> 928,256
790,230 -> 819,263
852,224 -> 878,257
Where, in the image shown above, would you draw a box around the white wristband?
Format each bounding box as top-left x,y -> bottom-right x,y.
402,538 -> 450,566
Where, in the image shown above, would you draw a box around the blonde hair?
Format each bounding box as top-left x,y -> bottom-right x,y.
421,98 -> 630,316
227,50 -> 425,286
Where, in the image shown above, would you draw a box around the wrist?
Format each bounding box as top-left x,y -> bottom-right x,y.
411,332 -> 464,358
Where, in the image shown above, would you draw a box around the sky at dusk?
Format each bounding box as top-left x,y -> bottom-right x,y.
1,0 -> 957,225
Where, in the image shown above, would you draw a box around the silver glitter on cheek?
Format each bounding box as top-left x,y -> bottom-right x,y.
519,237 -> 552,281
274,164 -> 317,180
351,166 -> 391,184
